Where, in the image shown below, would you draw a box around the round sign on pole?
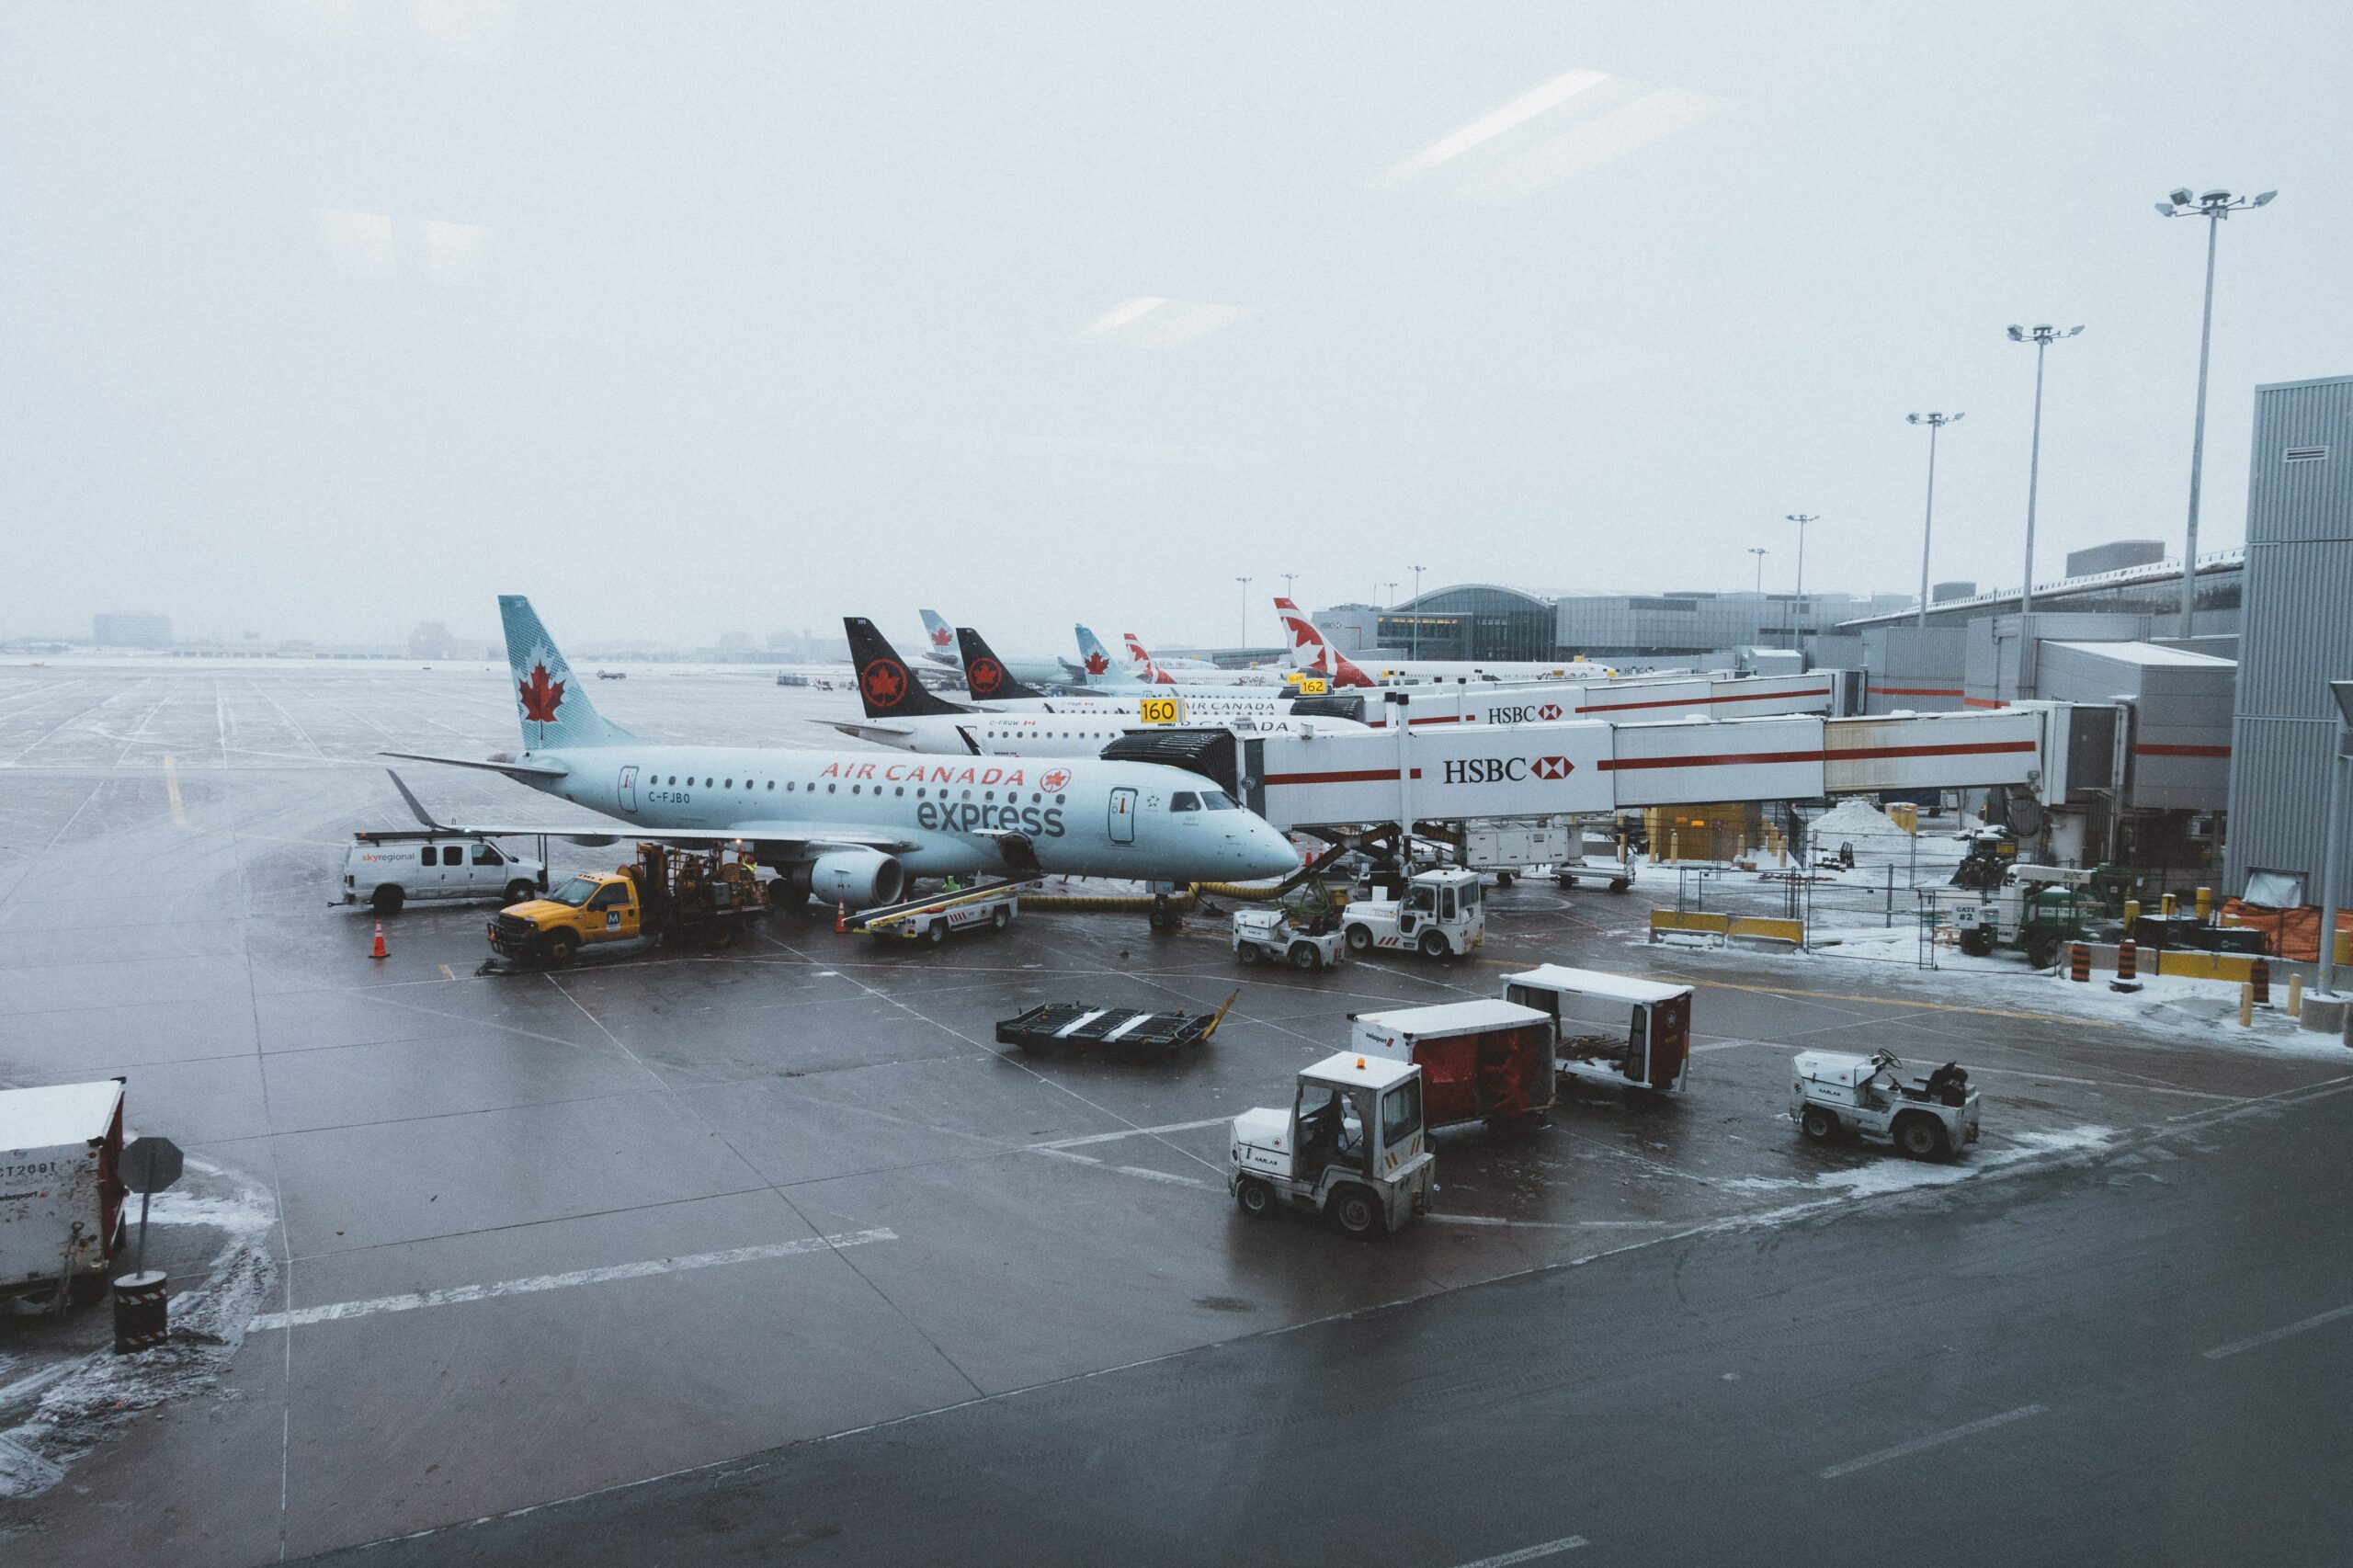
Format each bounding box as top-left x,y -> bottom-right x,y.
123,1135 -> 183,1195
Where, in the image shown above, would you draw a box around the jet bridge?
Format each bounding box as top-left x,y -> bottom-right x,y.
1237,703 -> 2078,832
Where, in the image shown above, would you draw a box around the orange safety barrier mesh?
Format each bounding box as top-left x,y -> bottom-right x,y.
2219,901 -> 2353,962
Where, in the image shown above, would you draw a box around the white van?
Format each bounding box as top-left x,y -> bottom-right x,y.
342,835 -> 544,915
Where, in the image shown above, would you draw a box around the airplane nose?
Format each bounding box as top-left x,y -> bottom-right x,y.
1239,819 -> 1302,879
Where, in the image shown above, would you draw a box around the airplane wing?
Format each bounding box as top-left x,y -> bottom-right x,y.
381,749 -> 571,779
823,720 -> 983,754
382,770 -> 923,855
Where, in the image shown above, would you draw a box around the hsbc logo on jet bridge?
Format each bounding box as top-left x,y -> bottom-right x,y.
1483,701 -> 1566,726
1442,755 -> 1576,786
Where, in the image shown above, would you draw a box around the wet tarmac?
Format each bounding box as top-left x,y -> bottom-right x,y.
1,663 -> 2345,1563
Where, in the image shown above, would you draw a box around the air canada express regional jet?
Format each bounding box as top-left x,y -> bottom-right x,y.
381,597 -> 1301,908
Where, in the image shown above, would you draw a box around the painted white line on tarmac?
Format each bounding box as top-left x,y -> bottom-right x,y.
1426,1214 -> 1669,1231
1032,1116 -> 1230,1151
249,1228 -> 896,1332
1116,1165 -> 1211,1188
2203,1301 -> 2353,1360
1449,1533 -> 1589,1566
1820,1403 -> 2047,1478
1029,1147 -> 1102,1165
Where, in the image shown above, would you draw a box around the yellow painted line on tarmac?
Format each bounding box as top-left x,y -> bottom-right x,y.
164,754 -> 189,828
438,963 -> 456,982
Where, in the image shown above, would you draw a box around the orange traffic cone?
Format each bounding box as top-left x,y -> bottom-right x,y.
370,921 -> 388,960
835,901 -> 848,934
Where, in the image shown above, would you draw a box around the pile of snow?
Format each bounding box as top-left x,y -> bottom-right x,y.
1809,798 -> 1920,850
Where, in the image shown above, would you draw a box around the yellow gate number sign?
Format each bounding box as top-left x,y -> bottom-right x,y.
1295,677 -> 1328,696
1139,698 -> 1181,724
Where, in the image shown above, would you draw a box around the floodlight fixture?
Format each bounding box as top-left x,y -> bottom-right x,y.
2169,187 -> 2194,206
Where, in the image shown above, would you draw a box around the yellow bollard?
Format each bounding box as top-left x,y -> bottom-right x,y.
2162,892 -> 2177,917
2123,897 -> 2141,927
2239,983 -> 2253,1028
2288,973 -> 2303,1019
2196,886 -> 2212,923
1618,833 -> 1629,866
1668,829 -> 1680,865
2221,910 -> 2238,926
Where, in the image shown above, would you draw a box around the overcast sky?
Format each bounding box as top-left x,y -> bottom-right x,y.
4,1 -> 2347,654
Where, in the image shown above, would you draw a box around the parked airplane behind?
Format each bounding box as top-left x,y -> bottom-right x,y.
825,621 -> 1363,755
1273,597 -> 1611,686
381,597 -> 1299,906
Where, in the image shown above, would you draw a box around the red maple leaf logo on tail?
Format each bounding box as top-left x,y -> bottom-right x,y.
1084,651 -> 1108,675
860,659 -> 908,708
517,663 -> 565,722
969,657 -> 1006,696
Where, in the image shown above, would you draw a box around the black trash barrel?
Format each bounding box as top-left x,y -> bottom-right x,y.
112,1271 -> 169,1354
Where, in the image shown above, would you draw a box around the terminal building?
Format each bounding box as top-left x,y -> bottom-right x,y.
1309,585 -> 1910,669
1301,374 -> 2346,908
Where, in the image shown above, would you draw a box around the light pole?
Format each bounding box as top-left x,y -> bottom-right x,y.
2006,324 -> 2083,616
1747,547 -> 1768,595
1784,513 -> 1816,655
2156,186 -> 2276,638
1281,572 -> 1297,604
1783,515 -> 1816,600
1905,413 -> 1963,628
1235,577 -> 1252,648
2321,680 -> 2353,1000
1409,564 -> 1427,658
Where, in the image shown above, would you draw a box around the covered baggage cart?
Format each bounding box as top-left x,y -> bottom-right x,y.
1500,965 -> 1693,1092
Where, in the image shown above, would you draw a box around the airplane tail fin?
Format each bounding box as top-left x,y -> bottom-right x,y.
1273,597 -> 1371,688
1074,625 -> 1131,683
956,628 -> 1048,702
498,596 -> 638,751
918,609 -> 959,664
844,618 -> 972,718
1122,632 -> 1174,686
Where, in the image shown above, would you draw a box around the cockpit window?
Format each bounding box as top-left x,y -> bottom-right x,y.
1169,791 -> 1200,812
1201,790 -> 1238,810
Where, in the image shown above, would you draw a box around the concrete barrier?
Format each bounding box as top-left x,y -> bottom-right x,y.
1729,915 -> 1804,949
1649,910 -> 1731,942
2154,950 -> 2259,983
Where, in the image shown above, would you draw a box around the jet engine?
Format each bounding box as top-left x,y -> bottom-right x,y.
807,848 -> 905,908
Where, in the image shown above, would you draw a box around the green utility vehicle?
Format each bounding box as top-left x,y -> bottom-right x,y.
1953,864 -> 2100,967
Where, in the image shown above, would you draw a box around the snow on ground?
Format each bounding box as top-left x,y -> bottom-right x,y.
1722,1124 -> 2120,1201
0,1159 -> 278,1500
1646,921 -> 2353,1060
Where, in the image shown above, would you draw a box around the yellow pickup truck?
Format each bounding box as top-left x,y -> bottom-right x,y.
488,845 -> 763,966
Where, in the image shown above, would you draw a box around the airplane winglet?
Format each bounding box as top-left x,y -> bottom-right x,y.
385,768 -> 448,831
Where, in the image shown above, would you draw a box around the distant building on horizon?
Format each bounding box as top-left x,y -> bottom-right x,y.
92,613 -> 171,648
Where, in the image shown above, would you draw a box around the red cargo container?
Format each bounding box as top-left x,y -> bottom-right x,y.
1349,1000 -> 1556,1131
